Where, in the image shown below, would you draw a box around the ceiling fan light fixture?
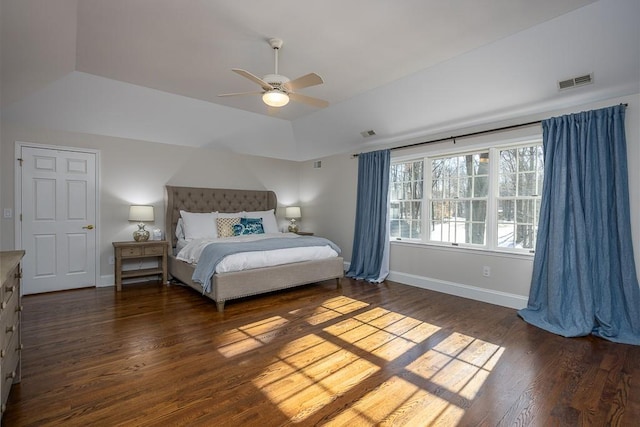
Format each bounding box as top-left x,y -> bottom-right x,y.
262,90 -> 289,107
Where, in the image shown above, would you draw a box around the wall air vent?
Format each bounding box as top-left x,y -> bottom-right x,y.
558,73 -> 593,91
360,130 -> 376,138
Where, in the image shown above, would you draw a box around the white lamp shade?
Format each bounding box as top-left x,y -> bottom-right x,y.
285,206 -> 301,219
262,90 -> 290,107
129,205 -> 154,222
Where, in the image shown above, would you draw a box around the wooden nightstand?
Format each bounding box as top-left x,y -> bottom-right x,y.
294,231 -> 314,236
112,240 -> 168,291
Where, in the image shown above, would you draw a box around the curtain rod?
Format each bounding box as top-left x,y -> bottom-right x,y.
352,103 -> 629,158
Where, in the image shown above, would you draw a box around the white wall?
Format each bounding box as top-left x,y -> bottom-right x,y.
0,0 -> 78,109
2,94 -> 637,304
0,123 -> 300,284
300,93 -> 640,309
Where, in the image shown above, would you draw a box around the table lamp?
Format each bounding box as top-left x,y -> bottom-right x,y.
285,206 -> 301,232
129,205 -> 154,241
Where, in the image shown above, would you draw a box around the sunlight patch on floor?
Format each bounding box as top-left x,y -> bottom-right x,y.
216,316 -> 289,358
252,333 -> 379,420
249,300 -> 503,424
323,307 -> 441,361
323,375 -> 465,426
299,296 -> 370,326
406,332 -> 505,401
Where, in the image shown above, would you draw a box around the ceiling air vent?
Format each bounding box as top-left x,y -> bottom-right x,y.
360,130 -> 376,138
558,73 -> 593,91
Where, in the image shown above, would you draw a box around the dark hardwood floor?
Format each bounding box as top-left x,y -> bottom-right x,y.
3,278 -> 639,426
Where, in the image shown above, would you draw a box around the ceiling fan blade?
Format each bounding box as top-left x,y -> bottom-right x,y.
283,73 -> 324,91
232,69 -> 273,91
288,92 -> 329,108
218,91 -> 263,97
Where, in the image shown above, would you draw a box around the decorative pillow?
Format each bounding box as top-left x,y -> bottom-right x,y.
216,217 -> 240,238
233,217 -> 265,236
243,209 -> 279,234
180,211 -> 217,240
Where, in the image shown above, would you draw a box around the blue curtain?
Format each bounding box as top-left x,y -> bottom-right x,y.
519,105 -> 640,345
346,149 -> 390,283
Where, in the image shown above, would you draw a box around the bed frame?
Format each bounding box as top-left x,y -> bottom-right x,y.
164,185 -> 344,312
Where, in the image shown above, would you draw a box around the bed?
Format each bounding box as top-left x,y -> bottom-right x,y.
164,185 -> 344,312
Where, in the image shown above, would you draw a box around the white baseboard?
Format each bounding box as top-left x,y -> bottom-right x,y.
343,262 -> 527,310
388,271 -> 528,310
99,275 -> 115,287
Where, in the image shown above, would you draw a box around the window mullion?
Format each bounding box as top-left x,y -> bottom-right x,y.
486,147 -> 497,250
424,156 -> 431,243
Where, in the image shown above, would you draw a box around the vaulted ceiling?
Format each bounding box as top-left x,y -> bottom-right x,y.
2,0 -> 638,160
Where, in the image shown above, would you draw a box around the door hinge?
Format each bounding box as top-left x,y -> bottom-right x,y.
17,158 -> 23,166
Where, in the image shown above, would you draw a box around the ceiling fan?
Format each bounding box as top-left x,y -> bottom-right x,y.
218,38 -> 328,109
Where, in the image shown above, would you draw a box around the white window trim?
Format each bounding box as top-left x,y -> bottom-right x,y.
390,137 -> 543,256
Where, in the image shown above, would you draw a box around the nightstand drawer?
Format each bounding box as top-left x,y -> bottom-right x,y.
144,245 -> 165,256
121,247 -> 143,257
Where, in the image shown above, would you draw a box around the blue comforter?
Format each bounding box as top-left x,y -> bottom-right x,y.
192,236 -> 341,292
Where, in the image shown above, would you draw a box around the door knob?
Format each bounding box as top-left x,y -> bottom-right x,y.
83,225 -> 94,230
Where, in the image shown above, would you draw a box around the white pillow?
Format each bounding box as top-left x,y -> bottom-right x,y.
179,210 -> 218,240
217,212 -> 243,218
175,218 -> 185,240
244,209 -> 279,234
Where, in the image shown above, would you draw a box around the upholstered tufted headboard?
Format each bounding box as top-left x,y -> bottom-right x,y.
164,186 -> 277,248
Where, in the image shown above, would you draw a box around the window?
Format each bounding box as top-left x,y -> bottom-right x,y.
431,152 -> 489,245
390,161 -> 423,239
389,141 -> 543,253
496,145 -> 544,250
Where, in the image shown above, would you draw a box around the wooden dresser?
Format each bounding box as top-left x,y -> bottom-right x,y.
0,250 -> 24,419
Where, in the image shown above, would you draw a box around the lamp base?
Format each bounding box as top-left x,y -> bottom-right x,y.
288,220 -> 299,233
133,223 -> 150,242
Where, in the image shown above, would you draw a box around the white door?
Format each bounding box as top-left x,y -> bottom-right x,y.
20,146 -> 97,294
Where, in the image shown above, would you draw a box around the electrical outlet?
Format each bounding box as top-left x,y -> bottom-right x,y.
109,256 -> 115,265
482,266 -> 491,277
3,208 -> 11,219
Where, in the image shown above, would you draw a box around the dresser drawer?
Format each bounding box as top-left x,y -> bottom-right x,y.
1,285 -> 18,314
1,265 -> 19,306
143,245 -> 165,256
0,289 -> 19,352
0,327 -> 20,412
2,307 -> 19,351
1,329 -> 20,371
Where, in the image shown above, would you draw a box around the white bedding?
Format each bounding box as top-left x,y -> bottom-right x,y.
176,233 -> 339,274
